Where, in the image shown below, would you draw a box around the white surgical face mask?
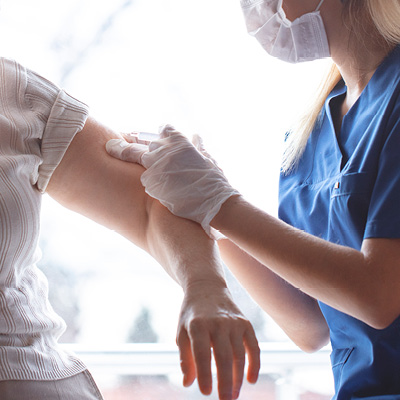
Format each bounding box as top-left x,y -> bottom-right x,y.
240,0 -> 330,63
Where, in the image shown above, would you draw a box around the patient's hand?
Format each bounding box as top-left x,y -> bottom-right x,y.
177,282 -> 260,400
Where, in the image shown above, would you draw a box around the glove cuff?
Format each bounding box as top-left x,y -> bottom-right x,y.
209,228 -> 227,241
200,189 -> 240,237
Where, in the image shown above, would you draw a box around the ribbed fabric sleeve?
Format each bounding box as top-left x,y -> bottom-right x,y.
37,90 -> 89,192
0,57 -> 89,381
23,63 -> 89,192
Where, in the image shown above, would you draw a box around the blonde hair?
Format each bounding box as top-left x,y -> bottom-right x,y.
281,0 -> 400,174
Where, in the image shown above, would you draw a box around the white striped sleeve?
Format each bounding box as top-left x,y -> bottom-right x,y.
37,90 -> 89,192
24,67 -> 89,193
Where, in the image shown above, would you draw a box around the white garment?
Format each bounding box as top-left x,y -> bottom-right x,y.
0,58 -> 89,380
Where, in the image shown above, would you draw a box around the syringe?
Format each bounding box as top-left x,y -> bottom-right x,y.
129,131 -> 160,145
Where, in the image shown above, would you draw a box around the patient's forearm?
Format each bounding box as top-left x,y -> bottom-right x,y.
46,116 -> 226,288
146,199 -> 227,289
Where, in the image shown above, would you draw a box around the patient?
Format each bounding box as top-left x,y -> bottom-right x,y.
0,59 -> 259,400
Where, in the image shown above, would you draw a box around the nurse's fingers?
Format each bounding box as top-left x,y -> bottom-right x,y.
105,139 -> 148,165
192,134 -> 223,171
158,124 -> 179,139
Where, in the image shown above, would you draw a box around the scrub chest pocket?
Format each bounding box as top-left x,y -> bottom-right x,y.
328,171 -> 375,248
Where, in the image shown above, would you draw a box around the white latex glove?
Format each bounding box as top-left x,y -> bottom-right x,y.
106,125 -> 240,236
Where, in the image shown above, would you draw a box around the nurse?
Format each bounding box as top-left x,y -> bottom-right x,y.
107,0 -> 400,398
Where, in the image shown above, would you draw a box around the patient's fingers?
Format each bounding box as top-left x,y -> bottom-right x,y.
176,330 -> 197,388
244,329 -> 261,384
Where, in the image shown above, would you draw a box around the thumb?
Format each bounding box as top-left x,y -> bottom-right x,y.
159,124 -> 179,139
192,135 -> 217,164
106,139 -> 148,165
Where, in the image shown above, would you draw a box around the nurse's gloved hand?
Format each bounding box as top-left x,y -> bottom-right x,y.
106,125 -> 240,236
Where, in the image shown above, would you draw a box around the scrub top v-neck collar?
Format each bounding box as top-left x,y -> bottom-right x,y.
279,45 -> 400,248
325,82 -> 347,171
324,47 -> 400,175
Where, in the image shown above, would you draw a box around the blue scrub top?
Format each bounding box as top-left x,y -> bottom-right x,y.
279,46 -> 400,399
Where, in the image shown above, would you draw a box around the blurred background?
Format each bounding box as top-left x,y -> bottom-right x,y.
0,0 -> 333,398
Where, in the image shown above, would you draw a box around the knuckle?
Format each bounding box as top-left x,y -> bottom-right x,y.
188,317 -> 209,333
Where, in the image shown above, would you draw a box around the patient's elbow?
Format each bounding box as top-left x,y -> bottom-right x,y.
299,339 -> 329,354
293,328 -> 330,354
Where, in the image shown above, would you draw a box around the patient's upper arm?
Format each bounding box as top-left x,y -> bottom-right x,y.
46,116 -> 150,249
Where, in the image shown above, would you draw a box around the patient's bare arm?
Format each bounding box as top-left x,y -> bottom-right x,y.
46,116 -> 260,400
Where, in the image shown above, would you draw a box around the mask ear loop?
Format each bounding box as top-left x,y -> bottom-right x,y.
315,0 -> 325,11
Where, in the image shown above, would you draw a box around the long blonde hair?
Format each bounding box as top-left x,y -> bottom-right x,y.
281,0 -> 400,174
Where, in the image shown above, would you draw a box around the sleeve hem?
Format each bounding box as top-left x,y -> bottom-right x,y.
364,219 -> 400,240
36,90 -> 89,193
